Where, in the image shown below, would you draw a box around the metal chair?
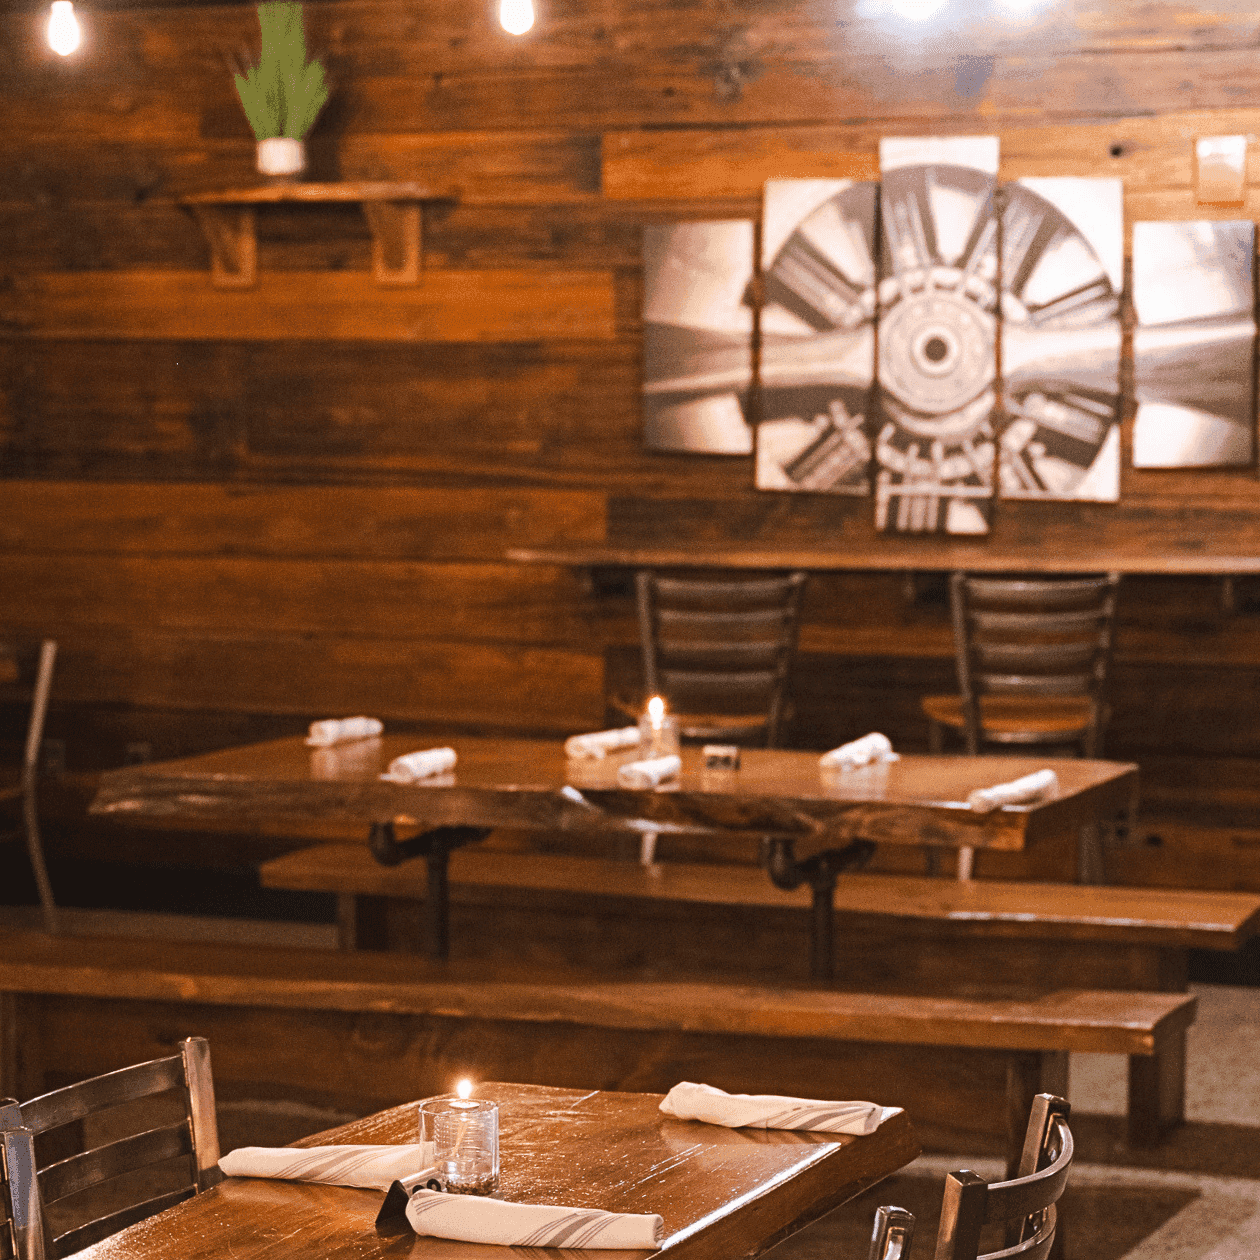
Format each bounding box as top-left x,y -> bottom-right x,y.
2,1037 -> 220,1259
622,570 -> 810,747
933,1093 -> 1072,1260
869,1205 -> 915,1259
921,574 -> 1120,757
1,1102 -> 44,1260
0,640 -> 58,934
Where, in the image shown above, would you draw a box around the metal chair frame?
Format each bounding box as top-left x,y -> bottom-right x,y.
1,1037 -> 220,1259
929,573 -> 1120,757
634,570 -> 810,747
933,1094 -> 1073,1260
869,1204 -> 916,1259
0,639 -> 59,935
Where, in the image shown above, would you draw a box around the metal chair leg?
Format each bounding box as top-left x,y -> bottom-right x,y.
22,783 -> 60,936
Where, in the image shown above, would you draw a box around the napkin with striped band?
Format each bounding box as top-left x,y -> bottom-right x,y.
380,747 -> 457,783
659,1082 -> 892,1135
219,1144 -> 428,1192
819,732 -> 900,770
306,716 -> 383,747
405,1189 -> 663,1249
968,768 -> 1059,814
565,726 -> 641,759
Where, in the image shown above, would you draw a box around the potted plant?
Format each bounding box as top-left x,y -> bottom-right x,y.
231,1 -> 329,179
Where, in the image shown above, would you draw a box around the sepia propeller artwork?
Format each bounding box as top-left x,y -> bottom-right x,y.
1131,219 -> 1256,468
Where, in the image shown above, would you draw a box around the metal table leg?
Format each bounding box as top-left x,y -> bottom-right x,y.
763,838 -> 877,983
368,822 -> 490,960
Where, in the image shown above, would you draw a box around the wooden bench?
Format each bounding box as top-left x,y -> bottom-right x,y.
0,929 -> 1194,1173
260,843 -> 1260,993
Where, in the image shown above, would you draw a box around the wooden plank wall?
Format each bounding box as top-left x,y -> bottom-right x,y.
4,0 -> 1260,887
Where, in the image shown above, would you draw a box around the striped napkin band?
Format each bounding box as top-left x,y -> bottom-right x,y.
659,1082 -> 892,1135
218,1144 -> 428,1192
405,1190 -> 663,1249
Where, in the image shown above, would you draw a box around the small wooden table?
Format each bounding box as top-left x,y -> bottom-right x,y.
74,1082 -> 921,1260
91,735 -> 1138,978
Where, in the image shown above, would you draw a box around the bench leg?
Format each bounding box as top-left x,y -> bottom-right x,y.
1127,1032 -> 1186,1147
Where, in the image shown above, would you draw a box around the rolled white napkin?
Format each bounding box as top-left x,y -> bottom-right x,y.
406,1189 -> 663,1249
565,726 -> 641,759
659,1082 -> 889,1135
819,732 -> 900,770
967,768 -> 1059,814
219,1144 -> 426,1192
617,754 -> 681,789
306,716 -> 383,747
380,747 -> 457,783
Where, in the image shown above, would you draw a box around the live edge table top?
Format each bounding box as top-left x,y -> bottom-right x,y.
75,1083 -> 920,1260
91,734 -> 1138,858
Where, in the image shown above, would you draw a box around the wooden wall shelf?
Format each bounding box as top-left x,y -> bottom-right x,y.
179,182 -> 454,289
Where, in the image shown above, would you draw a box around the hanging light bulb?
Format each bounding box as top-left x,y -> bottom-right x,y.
499,0 -> 534,35
47,0 -> 81,55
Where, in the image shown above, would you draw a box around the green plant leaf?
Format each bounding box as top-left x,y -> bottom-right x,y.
233,1 -> 329,142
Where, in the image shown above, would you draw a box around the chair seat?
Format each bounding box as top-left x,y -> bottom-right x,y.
921,693 -> 1095,741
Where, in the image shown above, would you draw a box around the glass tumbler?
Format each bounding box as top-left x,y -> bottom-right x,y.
421,1097 -> 499,1194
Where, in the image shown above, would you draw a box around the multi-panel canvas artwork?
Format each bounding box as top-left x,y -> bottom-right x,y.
1132,220 -> 1256,468
641,148 -> 1260,513
641,221 -> 755,454
875,136 -> 1000,535
999,178 -> 1124,502
755,179 -> 878,494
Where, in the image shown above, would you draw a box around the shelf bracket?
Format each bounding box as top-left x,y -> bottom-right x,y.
190,205 -> 257,289
361,200 -> 423,286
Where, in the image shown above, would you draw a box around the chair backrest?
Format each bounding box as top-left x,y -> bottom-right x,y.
0,639 -> 59,935
949,573 -> 1120,754
869,1204 -> 915,1259
933,1094 -> 1072,1260
635,570 -> 809,747
1,1101 -> 46,1260
0,640 -> 57,780
14,1038 -> 220,1259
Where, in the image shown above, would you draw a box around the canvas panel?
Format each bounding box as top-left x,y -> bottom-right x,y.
875,136 -> 1000,535
756,179 -> 878,494
999,177 -> 1124,502
642,221 -> 755,454
1132,220 -> 1256,469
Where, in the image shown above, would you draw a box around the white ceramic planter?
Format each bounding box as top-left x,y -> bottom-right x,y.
256,137 -> 306,178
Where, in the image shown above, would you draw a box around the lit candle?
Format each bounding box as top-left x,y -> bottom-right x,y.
647,695 -> 666,729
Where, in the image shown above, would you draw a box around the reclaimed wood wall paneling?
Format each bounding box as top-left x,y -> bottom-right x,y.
4,0 -> 1260,884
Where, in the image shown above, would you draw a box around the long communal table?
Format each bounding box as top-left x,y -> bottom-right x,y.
74,1081 -> 921,1260
91,734 -> 1139,977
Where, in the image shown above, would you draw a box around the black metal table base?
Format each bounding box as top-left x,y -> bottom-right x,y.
763,838 -> 877,983
368,822 -> 490,960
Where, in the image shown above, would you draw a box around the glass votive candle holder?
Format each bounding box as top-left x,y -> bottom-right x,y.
422,1097 -> 499,1195
638,711 -> 680,759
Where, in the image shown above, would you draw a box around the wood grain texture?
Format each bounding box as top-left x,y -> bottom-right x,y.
56,1081 -> 921,1260
88,734 -> 1139,853
42,633 -> 603,729
0,929 -> 1194,1056
0,271 -> 618,342
258,846 -> 1260,949
0,482 -> 606,560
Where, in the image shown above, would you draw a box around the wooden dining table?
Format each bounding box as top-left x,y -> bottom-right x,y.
91,733 -> 1139,975
74,1082 -> 921,1260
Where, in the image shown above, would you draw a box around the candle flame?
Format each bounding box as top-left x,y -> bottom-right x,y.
456,1078 -> 473,1099
647,696 -> 666,725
